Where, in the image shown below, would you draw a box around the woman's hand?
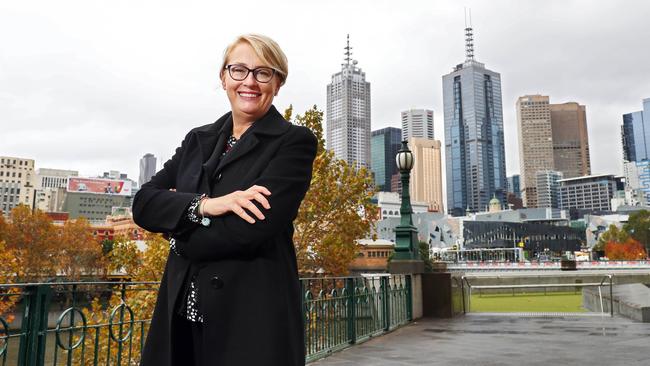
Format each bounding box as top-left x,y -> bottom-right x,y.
201,185 -> 271,224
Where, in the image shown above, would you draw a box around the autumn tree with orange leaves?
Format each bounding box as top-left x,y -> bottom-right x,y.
605,238 -> 647,260
285,105 -> 379,275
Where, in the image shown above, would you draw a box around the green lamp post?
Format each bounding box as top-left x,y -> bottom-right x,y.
389,140 -> 424,273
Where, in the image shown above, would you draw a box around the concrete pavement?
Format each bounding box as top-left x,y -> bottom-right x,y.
310,314 -> 650,366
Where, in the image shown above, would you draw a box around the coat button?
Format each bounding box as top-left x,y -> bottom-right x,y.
211,276 -> 224,289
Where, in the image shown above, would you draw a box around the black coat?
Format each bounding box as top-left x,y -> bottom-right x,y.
133,106 -> 317,366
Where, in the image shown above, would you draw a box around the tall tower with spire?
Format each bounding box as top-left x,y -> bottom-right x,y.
442,11 -> 507,216
326,35 -> 372,169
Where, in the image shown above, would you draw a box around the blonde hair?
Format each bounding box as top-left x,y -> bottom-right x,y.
221,34 -> 288,85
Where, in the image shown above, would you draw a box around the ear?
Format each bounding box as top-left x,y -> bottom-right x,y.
220,71 -> 226,90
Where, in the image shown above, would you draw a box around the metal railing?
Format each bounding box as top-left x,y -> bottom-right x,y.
0,275 -> 412,365
459,275 -> 614,316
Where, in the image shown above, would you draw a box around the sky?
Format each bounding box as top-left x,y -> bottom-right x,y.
1,0 -> 649,186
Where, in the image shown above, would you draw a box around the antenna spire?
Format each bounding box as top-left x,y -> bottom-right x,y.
344,34 -> 353,65
464,8 -> 474,61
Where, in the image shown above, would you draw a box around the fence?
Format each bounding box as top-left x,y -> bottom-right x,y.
0,275 -> 412,365
459,274 -> 614,315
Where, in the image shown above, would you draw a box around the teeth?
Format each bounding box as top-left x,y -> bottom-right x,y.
239,92 -> 259,98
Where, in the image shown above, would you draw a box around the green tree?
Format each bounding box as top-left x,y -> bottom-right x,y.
419,241 -> 433,272
285,105 -> 379,275
623,210 -> 650,254
595,224 -> 630,251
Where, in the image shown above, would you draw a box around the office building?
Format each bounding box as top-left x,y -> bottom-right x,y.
559,174 -> 622,212
34,168 -> 78,212
536,170 -> 563,209
624,160 -> 650,202
550,102 -> 591,179
326,35 -> 371,170
507,175 -> 521,198
442,23 -> 507,215
0,156 -> 36,214
516,95 -> 554,207
401,109 -> 434,140
408,138 -> 444,212
371,127 -> 401,191
621,98 -> 650,162
139,153 -> 157,187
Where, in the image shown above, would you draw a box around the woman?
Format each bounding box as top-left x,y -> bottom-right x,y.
133,34 -> 317,366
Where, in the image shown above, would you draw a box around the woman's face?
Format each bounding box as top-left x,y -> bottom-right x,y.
221,42 -> 281,123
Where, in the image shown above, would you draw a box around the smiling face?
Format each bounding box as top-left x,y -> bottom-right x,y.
221,42 -> 281,124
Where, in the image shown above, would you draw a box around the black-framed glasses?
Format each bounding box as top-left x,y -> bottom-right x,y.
225,64 -> 276,83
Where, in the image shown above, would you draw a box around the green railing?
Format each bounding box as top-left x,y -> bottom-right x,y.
0,275 -> 412,365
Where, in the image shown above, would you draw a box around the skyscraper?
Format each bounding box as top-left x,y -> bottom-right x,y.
621,98 -> 650,162
550,102 -> 591,179
516,95 -> 554,207
506,175 -> 521,198
326,35 -> 371,170
535,170 -> 563,209
139,153 -> 157,187
371,127 -> 401,192
442,22 -> 507,215
401,109 -> 434,141
408,138 -> 444,212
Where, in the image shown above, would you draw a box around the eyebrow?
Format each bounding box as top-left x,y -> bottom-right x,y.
229,62 -> 271,69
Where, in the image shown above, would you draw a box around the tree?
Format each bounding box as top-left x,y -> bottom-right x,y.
623,210 -> 650,254
419,241 -> 433,272
285,105 -> 379,275
605,238 -> 647,260
595,224 -> 629,251
58,217 -> 105,280
5,205 -> 58,280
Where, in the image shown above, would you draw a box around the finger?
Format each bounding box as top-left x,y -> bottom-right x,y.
244,201 -> 265,220
253,193 -> 271,209
169,188 -> 176,192
232,205 -> 255,224
250,185 -> 271,196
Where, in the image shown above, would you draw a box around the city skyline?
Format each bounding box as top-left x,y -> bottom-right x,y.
1,1 -> 649,184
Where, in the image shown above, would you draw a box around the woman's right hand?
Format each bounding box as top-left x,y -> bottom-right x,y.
201,185 -> 271,224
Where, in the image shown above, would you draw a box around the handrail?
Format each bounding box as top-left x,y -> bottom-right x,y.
461,274 -> 615,316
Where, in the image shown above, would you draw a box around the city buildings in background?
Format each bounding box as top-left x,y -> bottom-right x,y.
550,102 -> 591,178
0,156 -> 35,214
139,153 -> 157,187
326,35 -> 371,170
559,174 -> 623,212
442,23 -> 507,215
371,127 -> 401,192
516,95 -> 554,207
516,95 -> 591,208
623,160 -> 650,203
535,170 -> 563,209
63,176 -> 133,221
401,109 -> 434,141
621,98 -> 650,162
408,137 -> 444,212
34,168 -> 78,213
507,175 -> 521,198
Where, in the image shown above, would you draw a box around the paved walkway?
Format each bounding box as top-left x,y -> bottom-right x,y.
311,314 -> 650,366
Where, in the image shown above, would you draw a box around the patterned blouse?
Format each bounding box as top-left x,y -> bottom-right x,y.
174,134 -> 239,323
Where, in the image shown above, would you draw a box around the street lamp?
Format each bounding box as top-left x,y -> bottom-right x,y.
392,140 -> 420,262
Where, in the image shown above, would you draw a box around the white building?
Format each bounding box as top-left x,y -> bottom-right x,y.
401,109 -> 434,141
326,35 -> 371,170
0,156 -> 36,214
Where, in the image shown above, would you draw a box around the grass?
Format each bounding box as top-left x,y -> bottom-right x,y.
469,291 -> 587,313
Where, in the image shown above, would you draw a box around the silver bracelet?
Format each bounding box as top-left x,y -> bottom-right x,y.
186,194 -> 206,223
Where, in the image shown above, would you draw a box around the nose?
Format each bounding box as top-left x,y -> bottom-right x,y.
243,70 -> 258,86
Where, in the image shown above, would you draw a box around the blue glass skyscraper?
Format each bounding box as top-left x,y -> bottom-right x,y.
371,127 -> 401,191
621,98 -> 650,162
442,24 -> 507,216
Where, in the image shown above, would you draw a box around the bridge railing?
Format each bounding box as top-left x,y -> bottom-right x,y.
0,275 -> 413,365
